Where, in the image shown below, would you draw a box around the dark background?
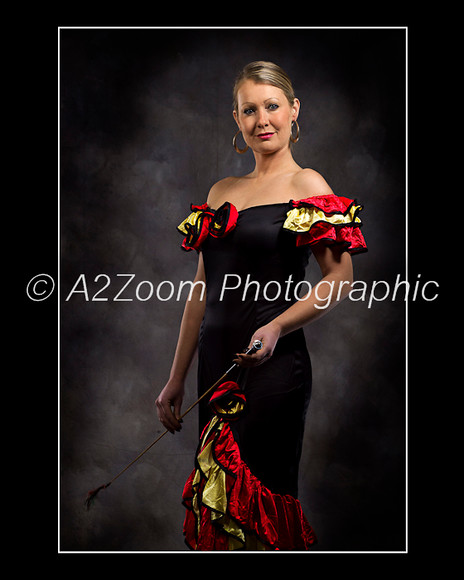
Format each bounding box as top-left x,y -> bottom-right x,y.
58,27 -> 408,552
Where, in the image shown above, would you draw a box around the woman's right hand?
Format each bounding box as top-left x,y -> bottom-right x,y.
155,378 -> 185,434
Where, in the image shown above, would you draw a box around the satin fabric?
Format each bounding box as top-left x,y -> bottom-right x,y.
178,194 -> 367,550
190,203 -> 313,499
283,195 -> 367,253
178,194 -> 367,254
182,382 -> 317,551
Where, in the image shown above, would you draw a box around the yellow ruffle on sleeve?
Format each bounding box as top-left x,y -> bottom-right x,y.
283,194 -> 367,253
178,209 -> 204,235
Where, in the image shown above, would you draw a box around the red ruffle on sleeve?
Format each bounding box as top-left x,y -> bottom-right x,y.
178,202 -> 238,251
283,194 -> 367,254
182,382 -> 317,551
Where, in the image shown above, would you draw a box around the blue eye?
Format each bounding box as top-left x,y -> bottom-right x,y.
243,108 -> 255,115
268,103 -> 279,110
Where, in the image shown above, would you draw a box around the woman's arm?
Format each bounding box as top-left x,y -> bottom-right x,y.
155,253 -> 206,432
235,243 -> 353,366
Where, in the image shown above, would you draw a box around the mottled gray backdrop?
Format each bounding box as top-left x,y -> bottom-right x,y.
60,27 -> 406,551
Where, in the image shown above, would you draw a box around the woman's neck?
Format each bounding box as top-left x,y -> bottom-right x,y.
250,147 -> 300,179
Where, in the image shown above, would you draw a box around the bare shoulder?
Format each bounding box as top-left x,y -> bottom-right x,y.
206,176 -> 240,208
292,168 -> 334,198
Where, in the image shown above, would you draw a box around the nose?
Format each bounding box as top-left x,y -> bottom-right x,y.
257,107 -> 269,128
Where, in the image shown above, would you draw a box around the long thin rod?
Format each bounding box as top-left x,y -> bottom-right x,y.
89,340 -> 262,493
105,367 -> 234,487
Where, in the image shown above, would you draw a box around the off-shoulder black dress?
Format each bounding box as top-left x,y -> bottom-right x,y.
178,194 -> 366,550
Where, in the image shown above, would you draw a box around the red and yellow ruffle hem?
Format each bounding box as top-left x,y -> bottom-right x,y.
182,381 -> 317,551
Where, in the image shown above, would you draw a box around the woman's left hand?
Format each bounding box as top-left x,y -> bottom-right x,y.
234,321 -> 281,367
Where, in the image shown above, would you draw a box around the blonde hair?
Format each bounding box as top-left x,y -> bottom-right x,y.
232,61 -> 296,112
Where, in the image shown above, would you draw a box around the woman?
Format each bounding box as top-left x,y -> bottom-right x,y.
155,61 -> 367,550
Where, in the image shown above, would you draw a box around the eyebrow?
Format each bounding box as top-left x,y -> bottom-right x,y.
240,97 -> 281,107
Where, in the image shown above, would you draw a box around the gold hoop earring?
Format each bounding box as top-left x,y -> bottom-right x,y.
233,130 -> 249,154
290,121 -> 300,144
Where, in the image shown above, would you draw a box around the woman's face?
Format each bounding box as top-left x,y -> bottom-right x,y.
233,80 -> 300,154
